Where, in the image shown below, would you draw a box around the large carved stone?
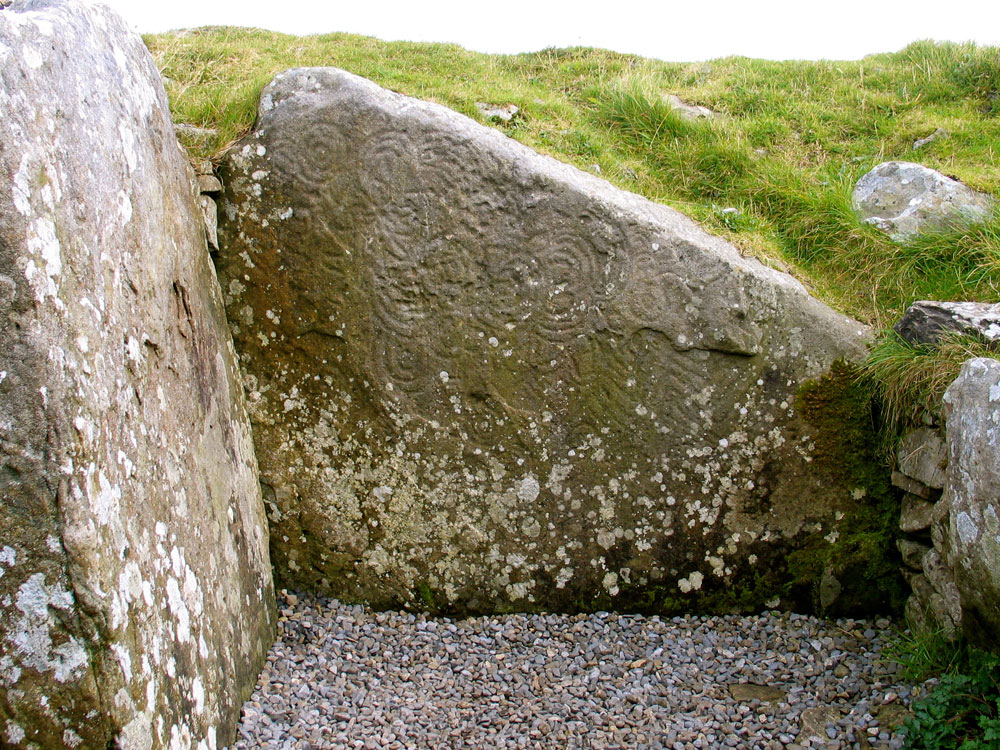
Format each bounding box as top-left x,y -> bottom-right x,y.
218,68 -> 872,614
941,358 -> 1000,648
0,2 -> 275,747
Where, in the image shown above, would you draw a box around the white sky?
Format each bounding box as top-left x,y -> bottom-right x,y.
99,0 -> 1000,63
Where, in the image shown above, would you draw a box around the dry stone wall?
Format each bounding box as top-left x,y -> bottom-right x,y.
217,67 -> 875,615
891,321 -> 1000,650
0,1 -> 275,747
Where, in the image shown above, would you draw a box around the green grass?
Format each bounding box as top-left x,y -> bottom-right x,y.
145,30 -> 1000,332
886,630 -> 1000,748
862,333 -> 1000,434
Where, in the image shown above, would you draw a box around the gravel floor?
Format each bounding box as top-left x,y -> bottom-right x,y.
229,591 -> 917,750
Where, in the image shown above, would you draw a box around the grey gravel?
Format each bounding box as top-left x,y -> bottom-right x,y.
228,591 -> 917,750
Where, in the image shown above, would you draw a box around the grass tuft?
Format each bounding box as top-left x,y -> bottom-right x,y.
861,333 -> 1000,433
885,629 -> 1000,749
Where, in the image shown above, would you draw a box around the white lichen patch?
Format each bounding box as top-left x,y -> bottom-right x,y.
24,216 -> 62,303
9,574 -> 89,684
517,475 -> 540,503
677,571 -> 704,593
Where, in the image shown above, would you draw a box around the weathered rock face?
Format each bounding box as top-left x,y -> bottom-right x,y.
894,300 -> 1000,348
218,67 -> 872,614
940,358 -> 1000,647
0,2 -> 275,747
852,161 -> 994,240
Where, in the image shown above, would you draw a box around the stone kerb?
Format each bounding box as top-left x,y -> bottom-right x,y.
216,67 -> 875,616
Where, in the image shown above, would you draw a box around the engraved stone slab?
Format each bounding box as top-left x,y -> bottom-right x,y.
218,67 -> 871,614
0,2 -> 275,746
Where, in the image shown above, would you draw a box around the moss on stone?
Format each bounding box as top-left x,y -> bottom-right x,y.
791,360 -> 907,616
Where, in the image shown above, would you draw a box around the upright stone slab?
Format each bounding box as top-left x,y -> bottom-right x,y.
941,358 -> 1000,648
0,2 -> 275,747
218,68 -> 872,614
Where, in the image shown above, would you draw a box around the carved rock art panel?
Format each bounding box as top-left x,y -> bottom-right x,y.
218,67 -> 872,613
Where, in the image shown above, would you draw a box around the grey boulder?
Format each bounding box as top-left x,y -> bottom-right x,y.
894,300 -> 1000,348
853,161 -> 994,240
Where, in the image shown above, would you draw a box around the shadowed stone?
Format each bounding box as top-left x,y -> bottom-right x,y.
897,427 -> 948,489
217,67 -> 871,614
892,472 -> 932,499
894,300 -> 1000,348
0,1 -> 275,746
897,539 -> 931,570
900,494 -> 936,533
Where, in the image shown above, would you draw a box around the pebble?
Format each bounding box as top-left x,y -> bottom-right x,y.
228,591 -> 914,750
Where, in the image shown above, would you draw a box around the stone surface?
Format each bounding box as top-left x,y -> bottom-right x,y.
899,494 -> 936,533
852,161 -> 994,240
894,300 -> 1000,348
896,427 -> 948,489
798,705 -> 846,744
912,128 -> 947,150
476,102 -> 520,123
0,2 -> 275,747
940,357 -> 1000,647
174,121 -> 218,145
892,472 -> 931,499
897,540 -> 931,571
198,173 -> 223,194
930,495 -> 950,551
200,193 -> 220,249
905,574 -> 957,637
920,548 -> 962,628
217,67 -> 872,614
728,683 -> 786,703
664,94 -> 718,121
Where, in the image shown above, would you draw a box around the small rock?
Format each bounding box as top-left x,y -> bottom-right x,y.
200,194 -> 219,250
175,122 -> 219,144
894,301 -> 1000,348
198,174 -> 223,194
663,93 -> 719,121
897,539 -> 931,570
899,493 -> 936,532
892,473 -> 932,500
896,427 -> 948,489
475,102 -> 520,123
912,128 -> 947,150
